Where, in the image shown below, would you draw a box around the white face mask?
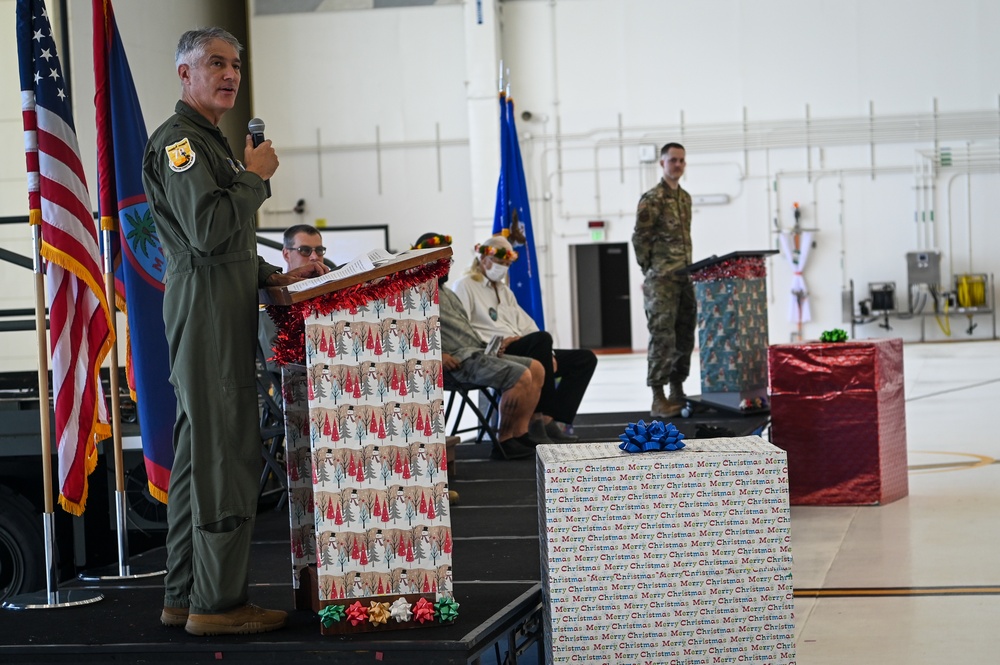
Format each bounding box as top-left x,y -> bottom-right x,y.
484,262 -> 509,283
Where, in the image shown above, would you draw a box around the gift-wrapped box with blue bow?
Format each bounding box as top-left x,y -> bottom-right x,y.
535,435 -> 795,665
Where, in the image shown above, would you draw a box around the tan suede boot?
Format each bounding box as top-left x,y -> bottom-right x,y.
185,603 -> 287,636
651,386 -> 682,418
160,606 -> 189,627
668,381 -> 686,402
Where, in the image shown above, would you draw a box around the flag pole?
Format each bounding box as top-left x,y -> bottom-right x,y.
103,223 -> 129,575
77,225 -> 165,582
74,0 -> 164,582
2,219 -> 103,611
31,222 -> 58,596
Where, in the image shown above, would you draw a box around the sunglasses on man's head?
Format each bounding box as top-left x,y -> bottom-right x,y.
478,245 -> 518,262
288,245 -> 326,257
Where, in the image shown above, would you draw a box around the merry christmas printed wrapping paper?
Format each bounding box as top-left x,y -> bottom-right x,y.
537,439 -> 795,664
300,277 -> 454,611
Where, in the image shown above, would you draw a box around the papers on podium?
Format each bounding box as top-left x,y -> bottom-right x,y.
286,247 -> 443,294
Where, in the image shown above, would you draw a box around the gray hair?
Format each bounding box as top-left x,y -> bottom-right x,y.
175,27 -> 243,67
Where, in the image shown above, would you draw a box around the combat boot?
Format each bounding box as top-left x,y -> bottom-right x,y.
160,606 -> 189,627
651,386 -> 682,418
668,381 -> 686,402
185,603 -> 287,636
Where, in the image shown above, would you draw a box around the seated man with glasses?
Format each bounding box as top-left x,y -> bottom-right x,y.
282,223 -> 328,269
258,224 -> 329,372
451,235 -> 597,444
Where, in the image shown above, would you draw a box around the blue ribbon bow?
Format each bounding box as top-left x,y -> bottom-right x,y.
618,419 -> 685,453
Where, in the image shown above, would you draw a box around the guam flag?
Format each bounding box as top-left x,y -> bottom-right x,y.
94,0 -> 174,502
493,90 -> 544,330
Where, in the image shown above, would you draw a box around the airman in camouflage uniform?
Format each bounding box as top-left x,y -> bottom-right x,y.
632,143 -> 696,418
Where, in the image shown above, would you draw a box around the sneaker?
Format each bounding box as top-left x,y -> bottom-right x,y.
490,435 -> 536,460
544,421 -> 579,442
161,606 -> 189,627
185,603 -> 287,636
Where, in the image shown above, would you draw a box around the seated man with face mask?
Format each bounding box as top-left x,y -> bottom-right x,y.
450,235 -> 597,443
412,233 -> 546,460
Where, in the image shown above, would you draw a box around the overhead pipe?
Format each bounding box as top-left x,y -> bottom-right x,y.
271,108 -> 1000,160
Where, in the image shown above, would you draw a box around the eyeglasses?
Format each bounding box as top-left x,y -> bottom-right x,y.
287,245 -> 326,257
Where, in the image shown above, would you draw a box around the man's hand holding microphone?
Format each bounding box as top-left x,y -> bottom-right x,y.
248,118 -> 330,286
246,117 -> 276,198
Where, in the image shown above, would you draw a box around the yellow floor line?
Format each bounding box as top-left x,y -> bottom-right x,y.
795,586 -> 1000,598
908,460 -> 981,471
908,451 -> 996,473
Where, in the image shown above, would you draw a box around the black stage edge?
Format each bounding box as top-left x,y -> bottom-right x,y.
0,408 -> 765,664
571,407 -> 770,442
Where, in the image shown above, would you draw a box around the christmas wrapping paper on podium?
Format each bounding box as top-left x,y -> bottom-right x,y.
269,256 -> 456,634
768,338 -> 908,505
537,438 -> 796,664
281,364 -> 315,604
686,252 -> 776,409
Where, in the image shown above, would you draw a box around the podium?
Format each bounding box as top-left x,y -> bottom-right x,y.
262,247 -> 458,634
677,250 -> 778,412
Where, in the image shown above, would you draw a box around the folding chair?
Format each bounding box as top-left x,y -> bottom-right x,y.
442,374 -> 501,447
256,342 -> 288,508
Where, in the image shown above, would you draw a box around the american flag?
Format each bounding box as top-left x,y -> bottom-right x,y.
17,0 -> 115,516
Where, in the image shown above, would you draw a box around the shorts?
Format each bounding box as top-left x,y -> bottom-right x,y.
448,352 -> 531,392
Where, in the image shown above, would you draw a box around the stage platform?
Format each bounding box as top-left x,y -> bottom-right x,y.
0,408 -> 768,665
571,406 -> 770,442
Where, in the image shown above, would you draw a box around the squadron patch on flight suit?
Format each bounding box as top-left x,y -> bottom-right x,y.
165,138 -> 196,172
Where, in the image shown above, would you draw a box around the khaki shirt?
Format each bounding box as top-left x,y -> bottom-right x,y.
438,286 -> 487,363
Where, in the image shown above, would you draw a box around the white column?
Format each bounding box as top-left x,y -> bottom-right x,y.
463,0 -> 502,235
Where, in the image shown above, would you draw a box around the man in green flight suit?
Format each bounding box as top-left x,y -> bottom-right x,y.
632,142 -> 695,419
142,27 -> 328,636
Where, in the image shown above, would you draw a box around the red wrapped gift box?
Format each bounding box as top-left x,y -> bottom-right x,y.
768,338 -> 908,505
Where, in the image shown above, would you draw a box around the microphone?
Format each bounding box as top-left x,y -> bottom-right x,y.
247,117 -> 271,198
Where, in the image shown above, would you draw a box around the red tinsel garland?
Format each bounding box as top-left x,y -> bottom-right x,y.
689,256 -> 767,283
266,259 -> 450,366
